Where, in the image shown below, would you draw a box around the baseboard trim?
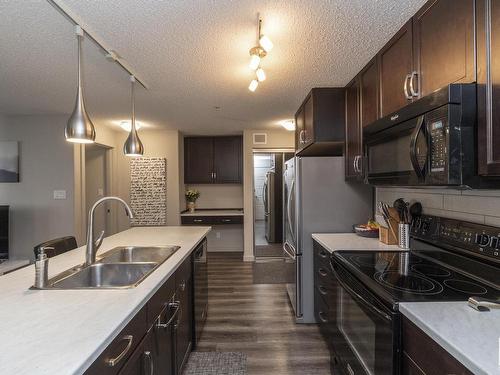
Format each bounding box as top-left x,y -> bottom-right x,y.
243,255 -> 255,262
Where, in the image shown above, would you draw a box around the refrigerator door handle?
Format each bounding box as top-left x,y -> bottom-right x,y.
296,254 -> 303,318
286,178 -> 296,243
283,242 -> 296,260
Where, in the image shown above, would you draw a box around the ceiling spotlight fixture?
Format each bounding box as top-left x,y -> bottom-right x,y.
247,15 -> 273,91
249,79 -> 259,92
256,67 -> 266,82
65,25 -> 96,144
124,76 -> 144,157
280,119 -> 296,131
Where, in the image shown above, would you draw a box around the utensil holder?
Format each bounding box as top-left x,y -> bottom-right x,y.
379,226 -> 397,245
398,223 -> 410,249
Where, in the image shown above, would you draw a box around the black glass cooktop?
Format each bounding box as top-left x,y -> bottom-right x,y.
333,250 -> 500,304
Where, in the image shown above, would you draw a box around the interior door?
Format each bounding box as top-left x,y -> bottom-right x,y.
412,0 -> 475,98
378,21 -> 414,117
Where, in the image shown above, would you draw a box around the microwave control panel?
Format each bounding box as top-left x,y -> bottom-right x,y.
428,119 -> 447,173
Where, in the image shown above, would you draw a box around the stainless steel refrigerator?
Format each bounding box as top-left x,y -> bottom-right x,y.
283,156 -> 373,323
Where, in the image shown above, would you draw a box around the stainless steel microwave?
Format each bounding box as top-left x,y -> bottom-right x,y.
363,84 -> 477,188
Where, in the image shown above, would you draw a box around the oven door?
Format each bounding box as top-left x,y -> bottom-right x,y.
329,259 -> 400,375
365,116 -> 428,186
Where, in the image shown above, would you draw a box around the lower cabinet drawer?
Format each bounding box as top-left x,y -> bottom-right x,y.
213,216 -> 243,225
84,306 -> 148,375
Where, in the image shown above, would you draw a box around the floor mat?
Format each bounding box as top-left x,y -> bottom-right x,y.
183,352 -> 247,375
254,244 -> 284,257
252,259 -> 295,284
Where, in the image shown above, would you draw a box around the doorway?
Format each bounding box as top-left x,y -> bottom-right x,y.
253,151 -> 294,259
84,144 -> 111,237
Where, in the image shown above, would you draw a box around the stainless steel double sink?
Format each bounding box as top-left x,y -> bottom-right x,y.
38,246 -> 180,290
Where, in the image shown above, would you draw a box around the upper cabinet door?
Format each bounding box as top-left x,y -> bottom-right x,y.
184,137 -> 214,184
360,58 -> 379,128
412,0 -> 475,98
303,95 -> 314,146
213,136 -> 242,183
378,21 -> 414,117
295,106 -> 305,151
345,78 -> 362,180
477,0 -> 500,176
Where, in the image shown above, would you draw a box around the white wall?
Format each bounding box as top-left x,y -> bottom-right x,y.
376,187 -> 500,226
184,184 -> 243,210
0,114 -> 75,260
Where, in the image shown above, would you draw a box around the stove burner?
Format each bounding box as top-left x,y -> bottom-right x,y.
411,264 -> 452,278
375,271 -> 443,295
443,279 -> 488,295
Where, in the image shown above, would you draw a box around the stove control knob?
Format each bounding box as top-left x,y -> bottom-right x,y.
477,234 -> 490,247
490,236 -> 499,249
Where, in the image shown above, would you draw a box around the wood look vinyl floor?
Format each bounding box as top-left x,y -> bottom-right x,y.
195,252 -> 331,375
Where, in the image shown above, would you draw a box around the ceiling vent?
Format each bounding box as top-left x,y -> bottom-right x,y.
253,133 -> 267,145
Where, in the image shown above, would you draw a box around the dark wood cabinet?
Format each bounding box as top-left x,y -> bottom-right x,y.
85,246 -> 201,375
477,0 -> 500,176
412,0 -> 475,98
360,58 -> 379,128
378,20 -> 414,117
181,214 -> 243,225
402,317 -> 473,375
295,88 -> 345,156
175,255 -> 193,373
184,136 -> 242,184
345,78 -> 362,180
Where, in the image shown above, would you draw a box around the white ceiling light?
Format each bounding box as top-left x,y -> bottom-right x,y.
248,79 -> 259,92
256,67 -> 266,82
247,16 -> 273,91
259,35 -> 274,52
280,119 -> 295,131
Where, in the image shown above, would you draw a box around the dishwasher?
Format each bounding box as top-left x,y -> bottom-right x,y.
193,238 -> 208,346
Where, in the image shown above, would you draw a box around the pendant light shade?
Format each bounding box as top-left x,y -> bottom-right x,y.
124,76 -> 144,157
65,26 -> 96,144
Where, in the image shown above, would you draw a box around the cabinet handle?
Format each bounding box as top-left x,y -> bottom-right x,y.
409,71 -> 419,97
353,156 -> 358,173
404,74 -> 412,100
299,130 -> 306,144
355,155 -> 361,174
319,249 -> 328,258
221,219 -> 231,223
193,219 -> 203,223
318,311 -> 328,323
106,335 -> 133,367
144,351 -> 154,375
179,280 -> 186,291
318,285 -> 328,295
318,268 -> 328,277
214,172 -> 217,180
156,301 -> 181,330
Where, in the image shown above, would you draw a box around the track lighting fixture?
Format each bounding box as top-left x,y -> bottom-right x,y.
124,76 -> 144,157
65,25 -> 96,144
247,16 -> 273,91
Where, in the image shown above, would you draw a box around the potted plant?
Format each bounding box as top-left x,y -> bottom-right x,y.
185,189 -> 200,213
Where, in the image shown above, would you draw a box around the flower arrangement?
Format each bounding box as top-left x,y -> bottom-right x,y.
185,189 -> 200,203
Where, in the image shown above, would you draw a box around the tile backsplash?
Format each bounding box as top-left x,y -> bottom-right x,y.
376,187 -> 500,227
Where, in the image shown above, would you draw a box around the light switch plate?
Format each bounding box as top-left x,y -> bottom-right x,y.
53,190 -> 67,200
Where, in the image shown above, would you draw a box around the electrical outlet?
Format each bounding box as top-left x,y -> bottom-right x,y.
216,232 -> 221,239
53,190 -> 67,200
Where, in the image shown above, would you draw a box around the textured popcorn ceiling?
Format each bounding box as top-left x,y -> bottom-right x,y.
0,0 -> 426,134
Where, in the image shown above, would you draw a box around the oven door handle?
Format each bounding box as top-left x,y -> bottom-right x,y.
409,116 -> 427,181
331,263 -> 391,321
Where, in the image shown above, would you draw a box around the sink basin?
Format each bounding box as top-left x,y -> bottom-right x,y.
49,263 -> 157,289
98,246 -> 180,264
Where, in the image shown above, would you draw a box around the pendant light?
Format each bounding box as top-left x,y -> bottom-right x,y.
65,26 -> 96,144
124,76 -> 144,157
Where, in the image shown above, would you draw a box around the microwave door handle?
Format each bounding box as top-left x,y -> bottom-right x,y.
331,264 -> 391,321
409,116 -> 426,181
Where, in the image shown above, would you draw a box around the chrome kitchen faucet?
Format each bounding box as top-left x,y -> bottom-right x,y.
85,196 -> 134,266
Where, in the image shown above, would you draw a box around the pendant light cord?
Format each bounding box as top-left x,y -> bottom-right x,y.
130,76 -> 136,132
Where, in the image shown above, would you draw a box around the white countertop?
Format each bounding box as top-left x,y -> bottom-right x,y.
0,259 -> 30,275
0,226 -> 210,375
180,209 -> 243,217
400,302 -> 500,375
312,233 -> 400,253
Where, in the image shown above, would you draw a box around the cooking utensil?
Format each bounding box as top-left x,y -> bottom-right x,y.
393,198 -> 410,223
409,202 -> 422,220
